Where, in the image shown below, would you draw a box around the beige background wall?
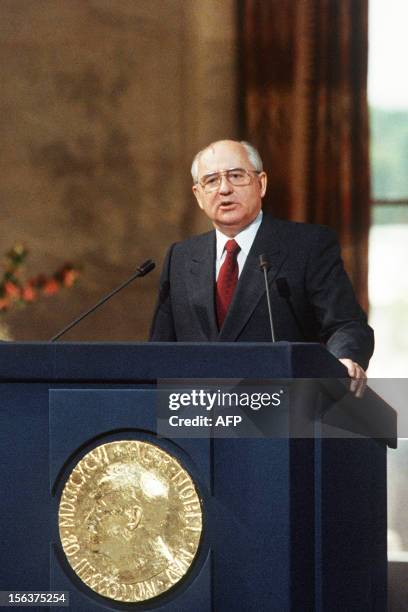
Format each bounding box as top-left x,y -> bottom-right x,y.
0,0 -> 237,341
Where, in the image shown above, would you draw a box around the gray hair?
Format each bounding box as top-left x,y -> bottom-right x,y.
191,140 -> 263,183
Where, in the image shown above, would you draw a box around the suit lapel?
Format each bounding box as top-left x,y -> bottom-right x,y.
186,232 -> 219,340
219,215 -> 288,341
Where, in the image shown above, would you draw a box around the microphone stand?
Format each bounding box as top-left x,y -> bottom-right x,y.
50,259 -> 155,342
259,254 -> 276,342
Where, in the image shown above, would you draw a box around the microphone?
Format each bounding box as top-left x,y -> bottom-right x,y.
50,259 -> 155,341
259,254 -> 276,342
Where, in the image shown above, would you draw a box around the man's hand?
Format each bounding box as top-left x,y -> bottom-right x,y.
338,358 -> 367,398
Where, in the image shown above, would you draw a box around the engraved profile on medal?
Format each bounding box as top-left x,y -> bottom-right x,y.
58,441 -> 203,602
86,461 -> 171,582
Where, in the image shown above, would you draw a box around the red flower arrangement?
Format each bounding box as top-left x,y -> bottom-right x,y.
0,244 -> 81,313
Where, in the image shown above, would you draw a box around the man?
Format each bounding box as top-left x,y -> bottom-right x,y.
150,139 -> 374,384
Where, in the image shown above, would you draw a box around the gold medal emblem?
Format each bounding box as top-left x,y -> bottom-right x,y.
58,440 -> 203,602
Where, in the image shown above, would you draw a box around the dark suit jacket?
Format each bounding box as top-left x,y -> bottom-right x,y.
150,214 -> 374,369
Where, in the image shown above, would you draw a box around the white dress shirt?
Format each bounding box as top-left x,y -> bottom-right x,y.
215,210 -> 263,279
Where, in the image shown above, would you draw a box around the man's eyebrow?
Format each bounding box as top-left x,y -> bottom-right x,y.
201,167 -> 243,177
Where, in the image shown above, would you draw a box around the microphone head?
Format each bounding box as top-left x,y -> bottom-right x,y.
259,254 -> 270,270
137,259 -> 155,276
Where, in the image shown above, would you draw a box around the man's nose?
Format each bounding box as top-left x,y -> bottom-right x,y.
218,174 -> 233,194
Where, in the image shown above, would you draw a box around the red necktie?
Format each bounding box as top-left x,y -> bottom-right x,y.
216,239 -> 240,328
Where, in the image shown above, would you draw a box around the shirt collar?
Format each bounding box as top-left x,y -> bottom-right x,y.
216,210 -> 263,260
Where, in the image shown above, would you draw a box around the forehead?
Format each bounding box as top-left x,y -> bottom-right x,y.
197,142 -> 252,175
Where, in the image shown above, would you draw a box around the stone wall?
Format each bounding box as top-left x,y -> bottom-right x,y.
0,0 -> 237,340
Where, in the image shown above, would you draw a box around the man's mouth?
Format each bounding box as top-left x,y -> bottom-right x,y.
218,201 -> 237,208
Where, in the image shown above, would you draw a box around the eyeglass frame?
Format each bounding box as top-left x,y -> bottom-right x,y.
196,167 -> 262,193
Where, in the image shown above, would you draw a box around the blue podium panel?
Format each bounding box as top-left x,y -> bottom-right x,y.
213,439 -> 291,612
319,438 -> 387,612
48,389 -> 211,611
0,383 -> 51,591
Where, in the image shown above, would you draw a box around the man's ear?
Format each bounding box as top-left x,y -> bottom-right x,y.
192,185 -> 205,210
259,172 -> 267,198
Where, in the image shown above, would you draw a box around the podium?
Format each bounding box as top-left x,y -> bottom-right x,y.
0,342 -> 396,611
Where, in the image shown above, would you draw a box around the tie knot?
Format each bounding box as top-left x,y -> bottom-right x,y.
225,239 -> 239,255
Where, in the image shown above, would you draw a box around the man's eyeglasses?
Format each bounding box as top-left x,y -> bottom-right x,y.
198,168 -> 260,193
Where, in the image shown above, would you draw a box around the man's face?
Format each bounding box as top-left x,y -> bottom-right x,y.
192,140 -> 267,237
